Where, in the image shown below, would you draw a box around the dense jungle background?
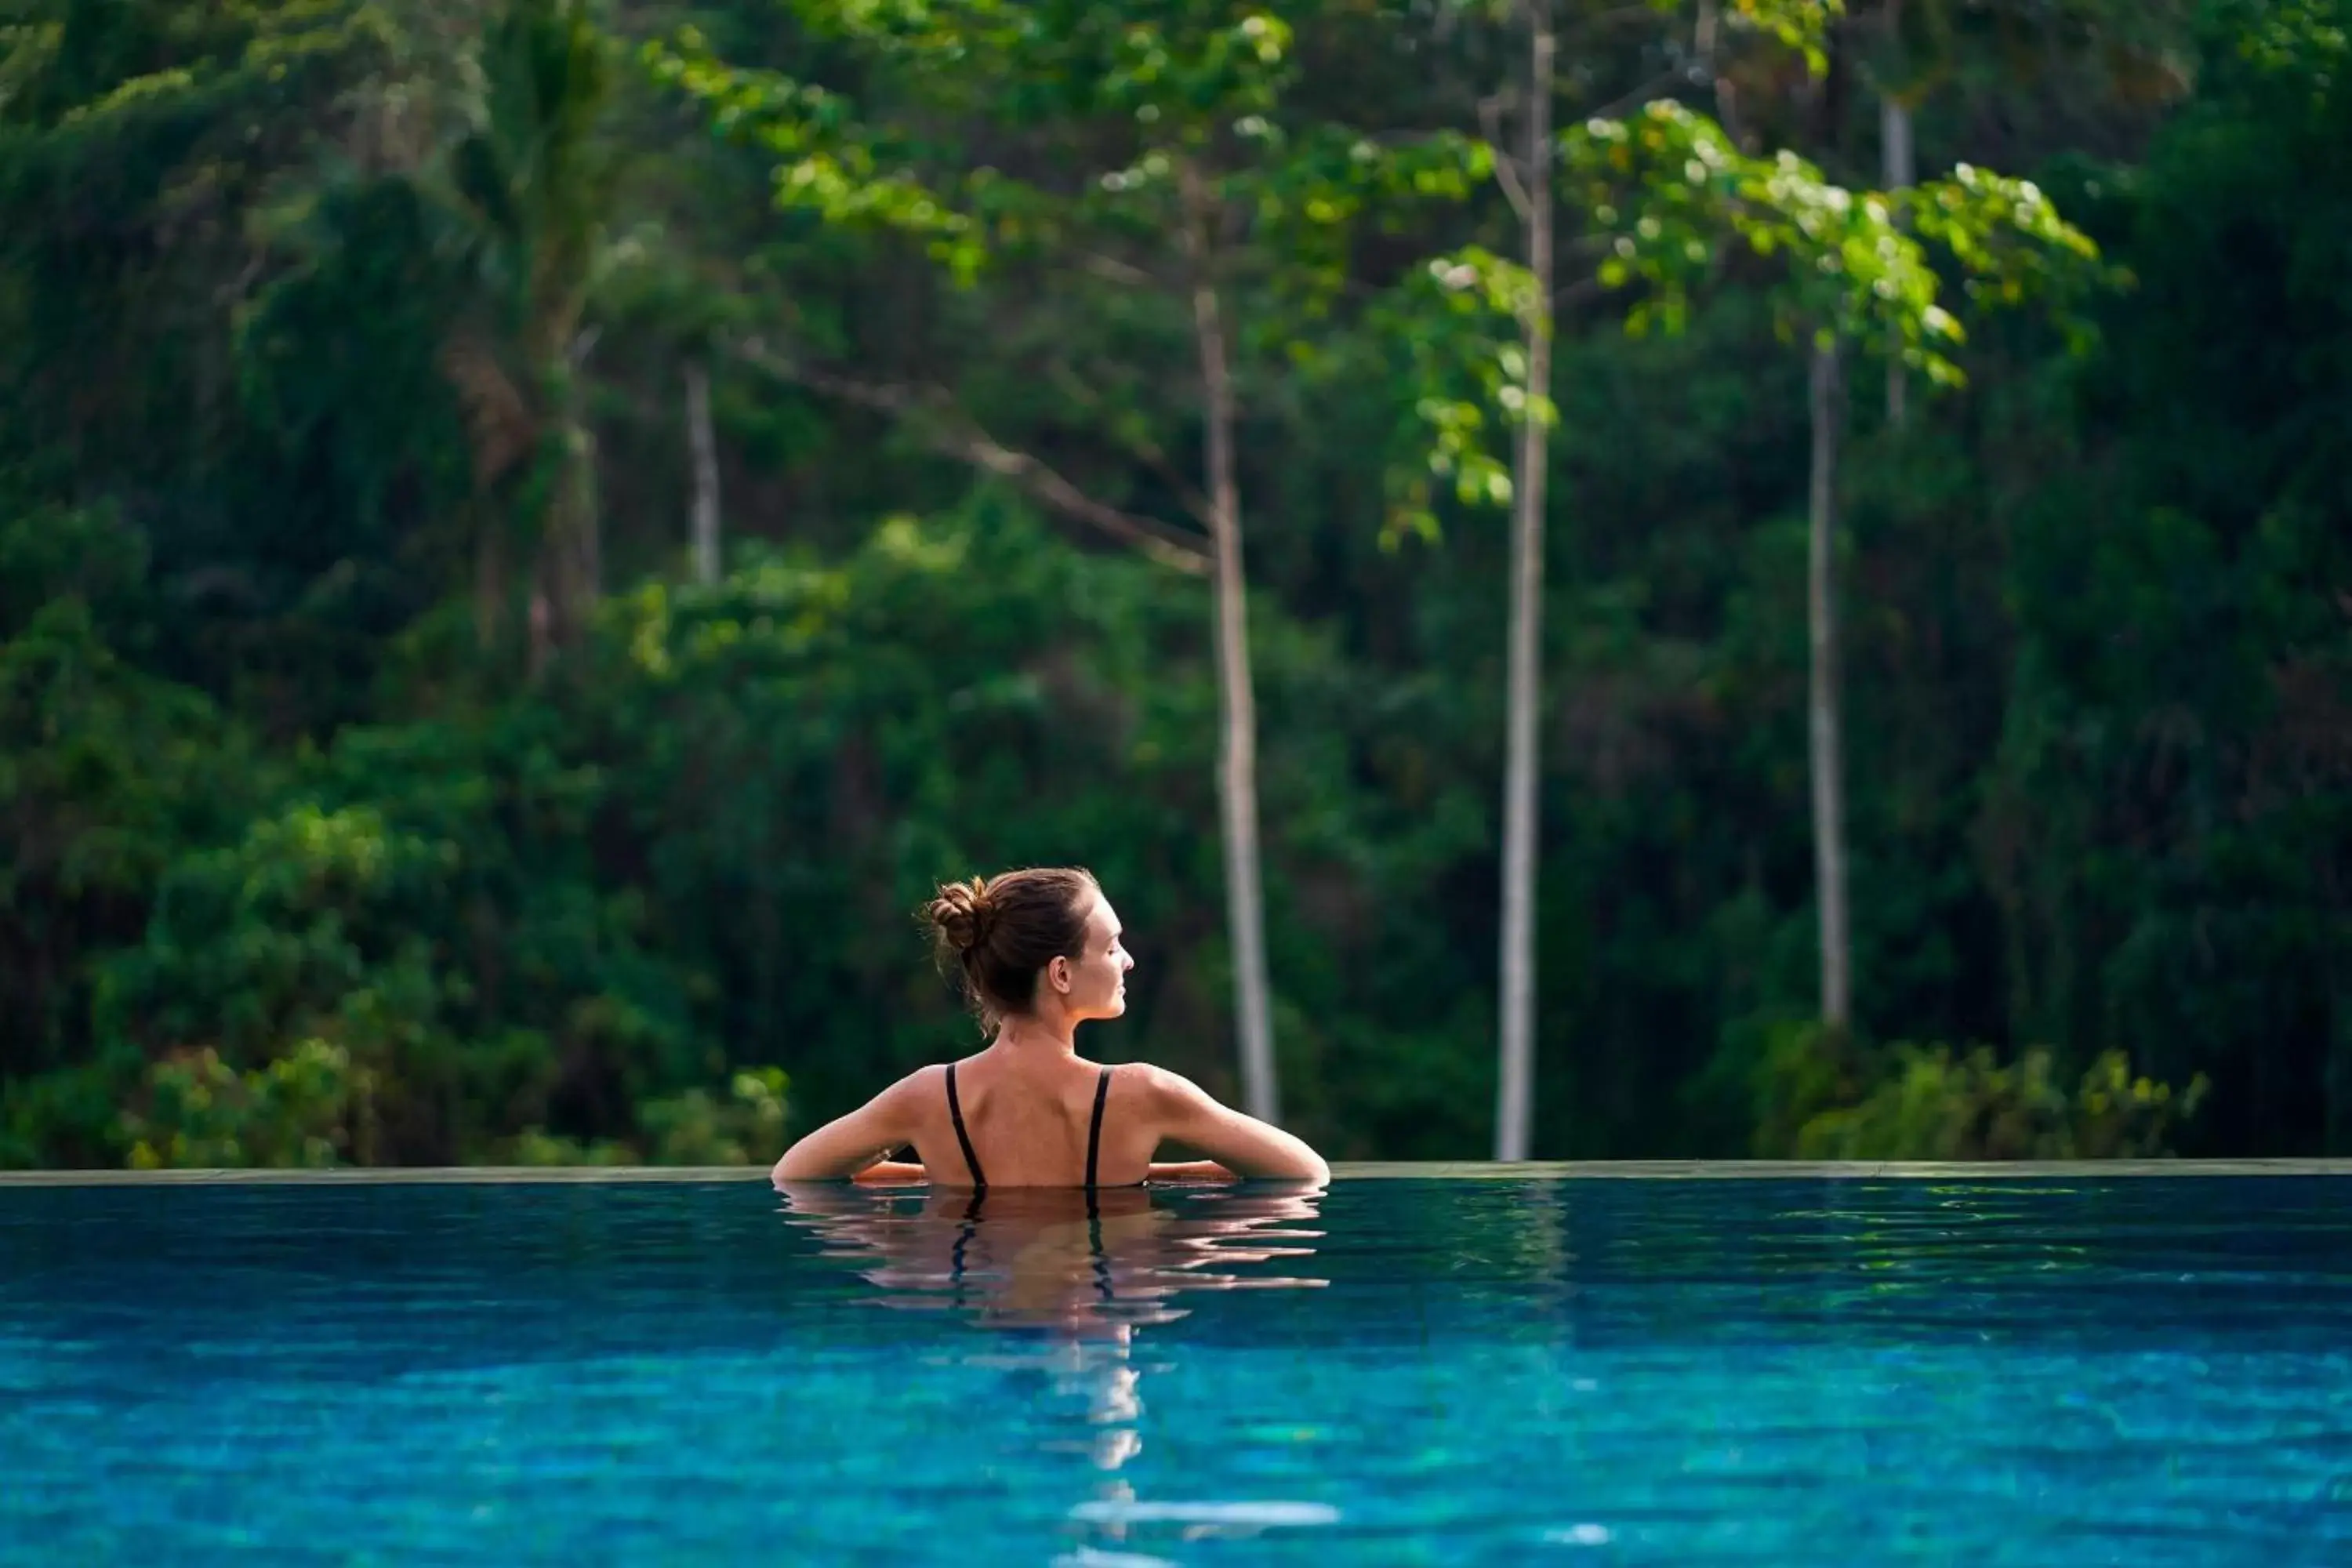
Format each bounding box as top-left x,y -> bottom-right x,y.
2,0 -> 2344,1168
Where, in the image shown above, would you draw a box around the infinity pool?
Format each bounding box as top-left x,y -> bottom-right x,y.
3,1174 -> 2348,1564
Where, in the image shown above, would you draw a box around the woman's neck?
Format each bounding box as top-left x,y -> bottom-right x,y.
993,1014 -> 1079,1058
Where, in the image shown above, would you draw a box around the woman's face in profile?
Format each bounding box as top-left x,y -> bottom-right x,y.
1061,895 -> 1133,1020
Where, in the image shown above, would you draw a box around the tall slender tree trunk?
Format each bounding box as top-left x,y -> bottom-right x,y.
1881,0 -> 1915,426
1697,0 -> 1744,142
444,334 -> 532,659
528,415 -> 600,675
1808,340 -> 1853,1030
686,359 -> 721,586
1182,165 -> 1279,1124
1495,0 -> 1555,1164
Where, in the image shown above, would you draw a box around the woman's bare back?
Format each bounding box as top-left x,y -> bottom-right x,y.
919,1054 -> 1135,1188
774,1050 -> 1327,1187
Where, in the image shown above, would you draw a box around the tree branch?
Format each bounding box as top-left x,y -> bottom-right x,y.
1479,95 -> 1534,222
731,339 -> 1211,575
1041,361 -> 1214,528
1577,69 -> 1689,125
1079,251 -> 1159,289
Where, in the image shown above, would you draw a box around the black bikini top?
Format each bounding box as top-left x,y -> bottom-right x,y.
944,1060 -> 1114,1192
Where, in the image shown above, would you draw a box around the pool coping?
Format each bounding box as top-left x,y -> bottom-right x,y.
0,1158 -> 2347,1185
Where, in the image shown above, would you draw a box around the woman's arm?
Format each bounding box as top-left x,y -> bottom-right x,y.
851,1160 -> 929,1185
1147,1160 -> 1236,1182
771,1071 -> 929,1183
1146,1069 -> 1330,1183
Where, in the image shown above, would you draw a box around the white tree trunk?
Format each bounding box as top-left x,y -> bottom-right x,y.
1183,166 -> 1279,1124
1495,0 -> 1555,1163
686,360 -> 721,586
1882,0 -> 1915,426
1808,340 -> 1853,1029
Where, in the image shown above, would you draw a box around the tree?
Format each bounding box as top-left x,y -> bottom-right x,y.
1806,331 -> 1850,1029
1560,89 -> 2101,1044
1877,0 -> 1915,426
1863,0 -> 2193,423
1979,0 -> 2352,1149
654,1 -> 1499,1122
1483,0 -> 1842,1155
1804,11 -> 1855,1035
1479,0 -> 1870,1145
434,0 -> 619,672
1629,0 -> 2111,1048
1488,0 -> 1556,1161
1476,0 -> 1860,1149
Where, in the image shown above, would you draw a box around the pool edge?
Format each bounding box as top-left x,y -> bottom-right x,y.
2,1158 -> 2348,1185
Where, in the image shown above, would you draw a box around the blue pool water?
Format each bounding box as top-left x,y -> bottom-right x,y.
3,1174 -> 2349,1565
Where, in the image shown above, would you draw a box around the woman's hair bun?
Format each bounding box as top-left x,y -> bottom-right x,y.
924,876 -> 993,954
916,866 -> 1098,1029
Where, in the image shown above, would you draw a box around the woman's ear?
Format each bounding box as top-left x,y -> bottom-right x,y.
1049,955 -> 1071,993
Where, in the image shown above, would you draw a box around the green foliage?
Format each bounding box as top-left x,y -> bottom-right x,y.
651,0 -> 1529,543
122,1040 -> 373,1170
1730,0 -> 1846,75
0,513 -> 263,1087
1751,1024 -> 2209,1160
1563,101 -> 2103,376
1368,246 -> 1547,543
0,0 -> 2345,1171
0,1058 -> 130,1169
75,710 -> 702,1164
105,1046 -> 792,1169
1970,0 -> 2352,1152
637,1069 -> 792,1164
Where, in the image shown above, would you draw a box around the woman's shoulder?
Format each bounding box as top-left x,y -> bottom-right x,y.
873,1062 -> 951,1105
1105,1061 -> 1214,1111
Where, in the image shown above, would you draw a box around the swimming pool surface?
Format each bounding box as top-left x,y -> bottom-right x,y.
3,1174 -> 2347,1564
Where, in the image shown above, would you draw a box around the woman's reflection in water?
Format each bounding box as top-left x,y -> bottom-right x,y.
777,1181 -> 1327,1478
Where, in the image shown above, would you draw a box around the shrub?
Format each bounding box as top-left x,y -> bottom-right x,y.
1755,1023 -> 2210,1160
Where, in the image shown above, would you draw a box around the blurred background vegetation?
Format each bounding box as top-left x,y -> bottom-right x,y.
1,0 -> 2343,1168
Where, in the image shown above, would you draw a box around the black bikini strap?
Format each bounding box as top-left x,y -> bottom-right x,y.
1084,1065 -> 1112,1190
946,1062 -> 985,1190
949,1189 -> 983,1308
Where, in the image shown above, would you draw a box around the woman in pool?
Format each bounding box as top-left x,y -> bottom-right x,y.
771,867 -> 1329,1188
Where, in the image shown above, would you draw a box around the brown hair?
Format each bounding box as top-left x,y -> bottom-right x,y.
921,867 -> 1100,1027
